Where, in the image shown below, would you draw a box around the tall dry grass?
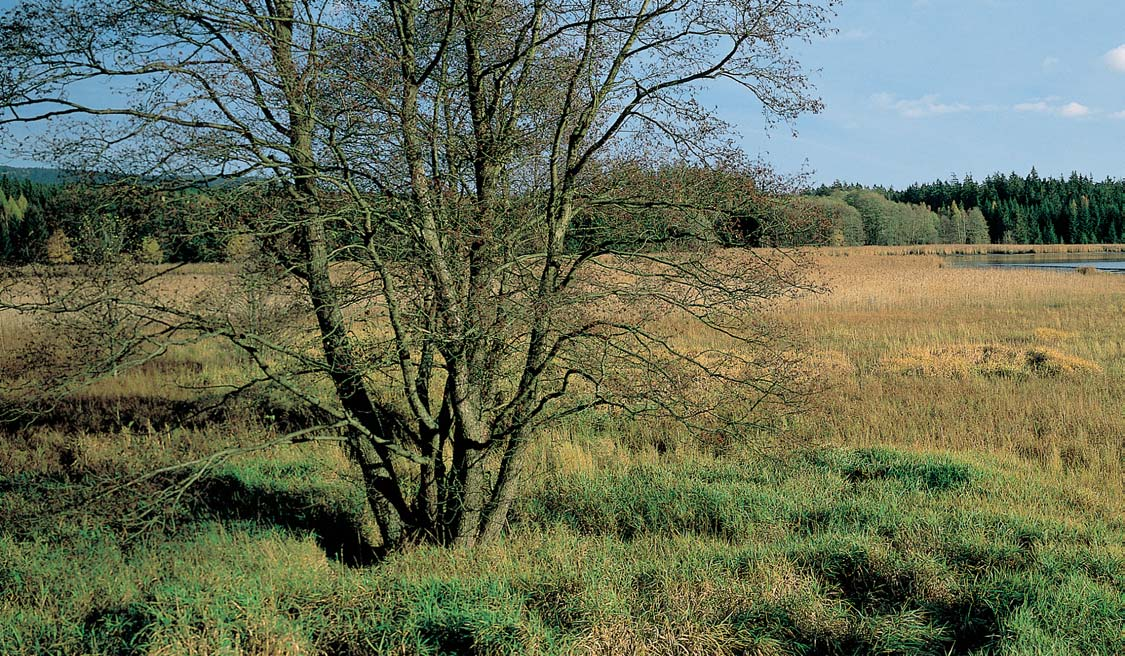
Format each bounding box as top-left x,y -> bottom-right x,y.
777,249 -> 1125,509
5,250 -> 1121,502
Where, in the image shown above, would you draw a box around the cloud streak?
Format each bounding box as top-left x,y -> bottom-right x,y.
872,93 -> 971,119
873,93 -> 1100,121
1014,99 -> 1093,118
1014,101 -> 1050,113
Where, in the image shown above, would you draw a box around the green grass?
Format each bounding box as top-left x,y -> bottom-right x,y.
1,445 -> 1121,655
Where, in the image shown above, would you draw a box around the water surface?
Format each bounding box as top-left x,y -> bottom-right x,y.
948,252 -> 1125,272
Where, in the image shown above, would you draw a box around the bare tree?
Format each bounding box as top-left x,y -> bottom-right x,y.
0,0 -> 836,549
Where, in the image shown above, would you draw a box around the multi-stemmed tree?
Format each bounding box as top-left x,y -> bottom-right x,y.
0,0 -> 836,550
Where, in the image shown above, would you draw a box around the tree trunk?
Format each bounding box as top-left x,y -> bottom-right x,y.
301,212 -> 414,548
479,426 -> 530,542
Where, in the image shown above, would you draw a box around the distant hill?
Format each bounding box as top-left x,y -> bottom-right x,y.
0,165 -> 256,188
0,165 -> 74,185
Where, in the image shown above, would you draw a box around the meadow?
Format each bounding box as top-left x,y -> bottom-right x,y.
0,247 -> 1122,655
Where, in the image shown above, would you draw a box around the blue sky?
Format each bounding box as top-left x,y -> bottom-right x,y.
3,0 -> 1124,189
732,0 -> 1125,188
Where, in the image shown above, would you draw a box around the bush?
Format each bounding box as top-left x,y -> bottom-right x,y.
45,229 -> 75,264
136,236 -> 165,264
224,234 -> 257,262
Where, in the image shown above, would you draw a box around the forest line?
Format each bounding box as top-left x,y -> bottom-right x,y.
3,167 -> 1125,265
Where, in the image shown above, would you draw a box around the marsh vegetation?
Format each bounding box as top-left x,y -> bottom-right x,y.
1,248 -> 1122,655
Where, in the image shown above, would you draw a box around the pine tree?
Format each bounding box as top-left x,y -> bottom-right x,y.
1066,199 -> 1079,244
1079,196 -> 1093,244
1043,220 -> 1058,244
1013,204 -> 1031,244
17,204 -> 49,262
0,189 -> 10,261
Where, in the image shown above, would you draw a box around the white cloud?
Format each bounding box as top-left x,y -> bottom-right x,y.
1014,101 -> 1050,113
1014,99 -> 1093,118
1059,102 -> 1090,118
1105,45 -> 1125,72
1111,111 -> 1125,120
872,93 -> 971,119
1041,56 -> 1060,72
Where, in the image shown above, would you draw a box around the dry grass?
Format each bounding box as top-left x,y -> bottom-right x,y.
5,249 -> 1122,507
880,343 -> 1101,379
777,248 -> 1125,509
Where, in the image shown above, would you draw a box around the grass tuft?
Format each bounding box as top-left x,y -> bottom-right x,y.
880,343 -> 1102,380
807,448 -> 978,492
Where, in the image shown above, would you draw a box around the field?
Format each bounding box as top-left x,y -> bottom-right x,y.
788,247 -> 1124,506
1,247 -> 1123,655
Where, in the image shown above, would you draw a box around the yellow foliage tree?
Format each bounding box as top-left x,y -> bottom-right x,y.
45,229 -> 75,265
137,236 -> 165,264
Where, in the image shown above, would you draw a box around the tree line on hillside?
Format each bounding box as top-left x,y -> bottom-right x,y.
778,191 -> 989,247
1,166 -> 833,264
0,165 -> 74,185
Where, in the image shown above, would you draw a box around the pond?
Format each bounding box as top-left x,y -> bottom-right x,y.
947,252 -> 1125,272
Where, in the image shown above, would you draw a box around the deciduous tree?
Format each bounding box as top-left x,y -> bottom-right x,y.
1,0 -> 836,549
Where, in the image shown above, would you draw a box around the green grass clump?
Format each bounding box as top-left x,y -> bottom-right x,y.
0,446 -> 1122,655
806,447 -> 978,491
520,449 -> 1122,654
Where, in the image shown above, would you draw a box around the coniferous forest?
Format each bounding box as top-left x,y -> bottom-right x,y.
0,175 -> 52,263
816,168 -> 1125,246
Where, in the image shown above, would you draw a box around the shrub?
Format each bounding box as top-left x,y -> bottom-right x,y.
45,228 -> 75,264
136,236 -> 165,264
880,343 -> 1101,379
225,234 -> 257,262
